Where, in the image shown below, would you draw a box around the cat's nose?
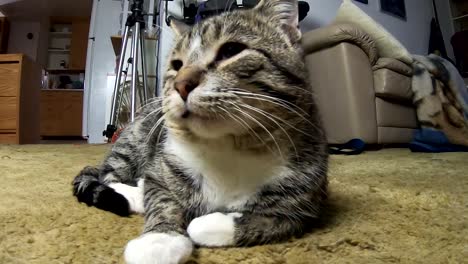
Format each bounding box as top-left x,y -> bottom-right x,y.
174,66 -> 204,101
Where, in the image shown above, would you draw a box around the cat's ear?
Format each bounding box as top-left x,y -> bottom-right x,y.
255,0 -> 301,40
170,18 -> 191,36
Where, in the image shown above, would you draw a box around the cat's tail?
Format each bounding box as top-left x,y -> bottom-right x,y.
72,166 -> 131,216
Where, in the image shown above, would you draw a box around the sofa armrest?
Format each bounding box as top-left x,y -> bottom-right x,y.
302,23 -> 378,65
304,42 -> 378,144
372,58 -> 413,76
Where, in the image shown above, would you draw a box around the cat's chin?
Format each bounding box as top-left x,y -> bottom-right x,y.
165,113 -> 238,140
185,117 -> 236,139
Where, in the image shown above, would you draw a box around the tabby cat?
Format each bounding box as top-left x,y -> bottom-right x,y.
72,0 -> 328,263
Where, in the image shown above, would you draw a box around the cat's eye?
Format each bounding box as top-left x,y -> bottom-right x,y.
171,60 -> 183,71
215,42 -> 248,62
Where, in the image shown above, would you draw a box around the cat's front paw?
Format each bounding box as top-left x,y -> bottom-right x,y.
124,233 -> 193,264
187,212 -> 242,247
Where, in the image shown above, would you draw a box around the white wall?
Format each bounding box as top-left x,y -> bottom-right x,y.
157,0 -> 183,94
7,21 -> 41,61
300,0 -> 434,55
85,0 -> 122,143
5,19 -> 49,67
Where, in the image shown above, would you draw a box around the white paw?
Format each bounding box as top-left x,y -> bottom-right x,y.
124,233 -> 193,264
109,180 -> 144,214
187,212 -> 242,247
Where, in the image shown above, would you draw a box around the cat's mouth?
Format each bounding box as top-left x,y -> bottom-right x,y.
178,101 -> 219,121
180,110 -> 217,122
181,109 -> 190,119
176,105 -> 217,123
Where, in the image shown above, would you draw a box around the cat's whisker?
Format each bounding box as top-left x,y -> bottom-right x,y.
237,95 -> 313,126
217,106 -> 254,137
236,93 -> 307,116
234,97 -> 316,137
290,85 -> 316,97
227,102 -> 284,160
155,123 -> 167,149
228,0 -> 236,12
140,107 -> 164,123
145,109 -> 173,144
145,96 -> 164,102
233,84 -> 316,97
151,24 -> 176,40
137,98 -> 164,112
222,0 -> 234,31
216,106 -> 275,154
230,90 -> 322,132
230,89 -> 310,117
224,0 -> 233,13
143,98 -> 164,106
145,116 -> 164,144
236,103 -> 299,159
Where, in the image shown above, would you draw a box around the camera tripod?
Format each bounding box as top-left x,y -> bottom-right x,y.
103,0 -> 151,142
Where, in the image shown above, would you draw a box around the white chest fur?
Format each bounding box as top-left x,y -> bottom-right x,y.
165,135 -> 287,210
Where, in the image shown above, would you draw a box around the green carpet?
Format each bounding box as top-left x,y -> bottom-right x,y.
0,144 -> 467,263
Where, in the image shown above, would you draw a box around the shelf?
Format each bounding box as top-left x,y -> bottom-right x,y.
110,35 -> 159,57
47,68 -> 85,74
42,89 -> 83,92
48,49 -> 71,54
453,14 -> 468,21
49,32 -> 72,38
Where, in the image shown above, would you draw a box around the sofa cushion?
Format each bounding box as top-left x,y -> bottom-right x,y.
374,68 -> 413,101
334,0 -> 413,64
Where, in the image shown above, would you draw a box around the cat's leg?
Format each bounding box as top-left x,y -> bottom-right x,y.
108,178 -> 145,214
187,212 -> 303,247
73,118 -> 148,216
72,166 -> 131,216
124,176 -> 193,264
187,212 -> 242,247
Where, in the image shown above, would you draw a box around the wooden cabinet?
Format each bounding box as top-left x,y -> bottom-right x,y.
70,20 -> 90,69
40,90 -> 83,136
48,17 -> 90,71
0,54 -> 41,144
41,17 -> 88,138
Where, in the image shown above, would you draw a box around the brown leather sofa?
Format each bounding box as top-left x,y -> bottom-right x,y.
302,23 -> 418,144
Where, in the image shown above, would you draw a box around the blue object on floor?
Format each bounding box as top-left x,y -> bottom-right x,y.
195,3 -> 206,23
410,129 -> 468,152
329,139 -> 366,155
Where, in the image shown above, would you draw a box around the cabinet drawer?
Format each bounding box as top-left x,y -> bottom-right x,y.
0,97 -> 17,130
0,63 -> 20,96
0,133 -> 17,144
41,91 -> 60,99
40,91 -> 83,136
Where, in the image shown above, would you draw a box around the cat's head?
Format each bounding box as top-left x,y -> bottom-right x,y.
162,0 -> 311,140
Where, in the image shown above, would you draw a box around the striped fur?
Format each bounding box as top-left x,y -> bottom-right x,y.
73,0 -> 328,261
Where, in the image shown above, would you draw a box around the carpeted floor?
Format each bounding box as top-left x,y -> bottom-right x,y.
0,144 -> 467,264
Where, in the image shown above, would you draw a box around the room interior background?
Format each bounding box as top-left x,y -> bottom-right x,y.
0,0 -> 465,143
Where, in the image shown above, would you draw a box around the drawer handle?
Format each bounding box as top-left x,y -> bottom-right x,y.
0,61 -> 20,64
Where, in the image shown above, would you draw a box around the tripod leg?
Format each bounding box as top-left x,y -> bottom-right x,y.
140,29 -> 149,103
117,63 -> 131,127
130,22 -> 141,122
110,26 -> 131,126
104,26 -> 131,141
